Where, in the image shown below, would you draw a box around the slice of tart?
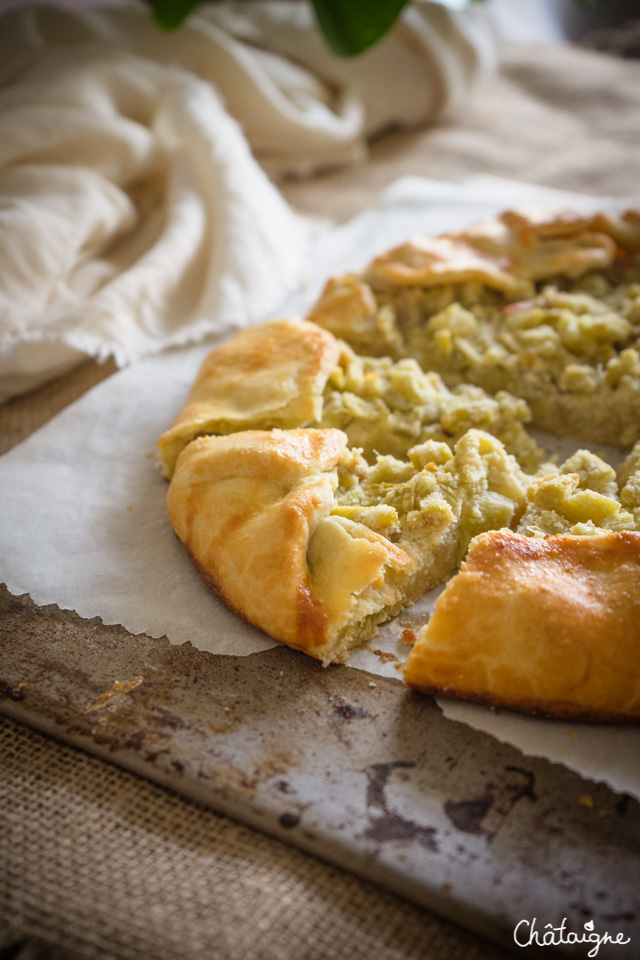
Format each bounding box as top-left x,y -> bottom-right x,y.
403,528 -> 640,722
166,425 -> 532,665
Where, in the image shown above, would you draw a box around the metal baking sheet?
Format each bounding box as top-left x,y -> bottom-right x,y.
1,585 -> 638,958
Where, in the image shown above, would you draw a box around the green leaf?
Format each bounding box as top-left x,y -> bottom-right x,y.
148,0 -> 200,31
310,0 -> 410,57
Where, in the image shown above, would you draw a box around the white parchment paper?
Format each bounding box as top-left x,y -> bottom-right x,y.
1,176 -> 638,800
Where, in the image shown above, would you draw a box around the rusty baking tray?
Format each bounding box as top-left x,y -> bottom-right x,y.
1,585 -> 638,959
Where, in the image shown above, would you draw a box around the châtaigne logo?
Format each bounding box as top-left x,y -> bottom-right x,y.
514,917 -> 631,956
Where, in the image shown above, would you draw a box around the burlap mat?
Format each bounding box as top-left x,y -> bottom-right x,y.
2,40 -> 639,960
0,715 -> 513,960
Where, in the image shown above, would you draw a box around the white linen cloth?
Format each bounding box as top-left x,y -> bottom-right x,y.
0,1 -> 495,401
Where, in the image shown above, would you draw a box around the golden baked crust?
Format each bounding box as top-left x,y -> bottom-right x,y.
158,319 -> 342,478
363,208 -> 640,292
167,428 -> 419,665
403,529 -> 640,721
307,208 -> 640,447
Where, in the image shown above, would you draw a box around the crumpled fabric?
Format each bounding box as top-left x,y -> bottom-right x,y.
0,1 -> 495,401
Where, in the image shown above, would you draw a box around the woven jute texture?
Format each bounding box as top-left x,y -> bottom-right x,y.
0,716 -> 513,960
2,40 -> 640,960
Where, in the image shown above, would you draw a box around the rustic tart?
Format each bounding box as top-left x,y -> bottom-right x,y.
159,210 -> 640,720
